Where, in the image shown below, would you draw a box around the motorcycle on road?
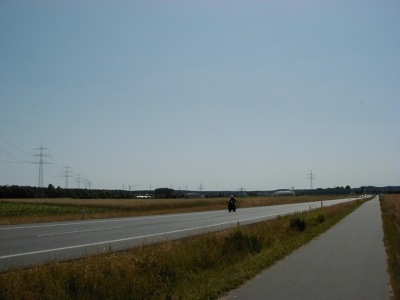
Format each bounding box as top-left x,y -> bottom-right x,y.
228,199 -> 237,212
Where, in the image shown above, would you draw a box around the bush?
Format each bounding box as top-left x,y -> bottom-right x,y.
224,223 -> 263,254
316,213 -> 325,223
290,216 -> 306,231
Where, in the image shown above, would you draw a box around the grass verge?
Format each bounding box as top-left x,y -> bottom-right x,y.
380,194 -> 400,300
0,199 -> 366,300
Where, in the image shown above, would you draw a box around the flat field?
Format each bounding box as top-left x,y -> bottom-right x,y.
0,195 -> 351,225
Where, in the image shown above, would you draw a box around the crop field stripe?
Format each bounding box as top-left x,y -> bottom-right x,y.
0,213 -> 281,260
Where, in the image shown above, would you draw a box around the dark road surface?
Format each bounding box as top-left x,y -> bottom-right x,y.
222,196 -> 391,300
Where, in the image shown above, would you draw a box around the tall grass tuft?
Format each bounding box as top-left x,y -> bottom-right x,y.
223,223 -> 263,254
290,215 -> 306,231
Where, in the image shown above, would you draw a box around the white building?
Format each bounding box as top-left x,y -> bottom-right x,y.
184,193 -> 205,199
272,190 -> 296,196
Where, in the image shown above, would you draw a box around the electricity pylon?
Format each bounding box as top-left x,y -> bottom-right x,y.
198,183 -> 204,192
75,174 -> 83,189
237,187 -> 247,197
307,171 -> 316,189
31,143 -> 52,188
84,178 -> 90,189
62,165 -> 73,189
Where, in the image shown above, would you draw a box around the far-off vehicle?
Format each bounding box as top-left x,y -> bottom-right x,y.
228,199 -> 236,212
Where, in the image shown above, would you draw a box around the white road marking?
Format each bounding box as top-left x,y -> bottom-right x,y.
177,217 -> 205,222
0,213 -> 191,230
37,226 -> 124,236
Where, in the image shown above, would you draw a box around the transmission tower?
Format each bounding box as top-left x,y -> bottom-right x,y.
307,171 -> 316,189
84,178 -> 89,189
237,187 -> 247,197
198,183 -> 204,192
86,179 -> 92,189
31,143 -> 52,188
75,174 -> 83,189
62,165 -> 73,189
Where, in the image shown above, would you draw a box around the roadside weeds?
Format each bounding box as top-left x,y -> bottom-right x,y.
380,194 -> 400,300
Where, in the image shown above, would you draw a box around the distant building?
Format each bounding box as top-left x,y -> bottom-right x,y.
272,190 -> 296,196
136,195 -> 153,199
256,191 -> 273,196
184,193 -> 205,199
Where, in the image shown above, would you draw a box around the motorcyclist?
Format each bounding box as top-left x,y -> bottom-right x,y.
228,195 -> 236,205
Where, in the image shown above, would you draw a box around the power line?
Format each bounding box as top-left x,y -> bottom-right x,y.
0,148 -> 26,163
43,164 -> 61,178
31,143 -> 52,188
129,184 -> 140,191
0,137 -> 32,154
0,146 -> 31,163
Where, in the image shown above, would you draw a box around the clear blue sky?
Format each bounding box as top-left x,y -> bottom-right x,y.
1,1 -> 399,191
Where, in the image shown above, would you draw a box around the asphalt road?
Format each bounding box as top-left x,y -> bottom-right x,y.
222,196 -> 391,300
1,197 -> 361,272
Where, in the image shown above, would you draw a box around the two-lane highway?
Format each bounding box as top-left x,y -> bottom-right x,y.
0,197 -> 360,272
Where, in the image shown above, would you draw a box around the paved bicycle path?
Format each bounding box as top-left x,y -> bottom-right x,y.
222,196 -> 391,300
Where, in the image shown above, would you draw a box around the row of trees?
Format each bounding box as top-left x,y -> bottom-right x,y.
0,185 -> 152,199
1,185 -> 398,199
0,185 -> 198,199
0,185 -> 191,199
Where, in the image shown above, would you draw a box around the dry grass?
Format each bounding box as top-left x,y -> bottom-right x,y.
380,194 -> 400,300
0,195 -> 351,225
0,199 -> 366,300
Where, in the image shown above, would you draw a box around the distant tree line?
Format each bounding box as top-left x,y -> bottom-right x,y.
0,185 -> 186,199
1,185 -> 399,199
0,185 -> 158,199
154,188 -> 183,198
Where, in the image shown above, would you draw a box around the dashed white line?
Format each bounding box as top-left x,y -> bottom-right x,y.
38,226 -> 124,236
